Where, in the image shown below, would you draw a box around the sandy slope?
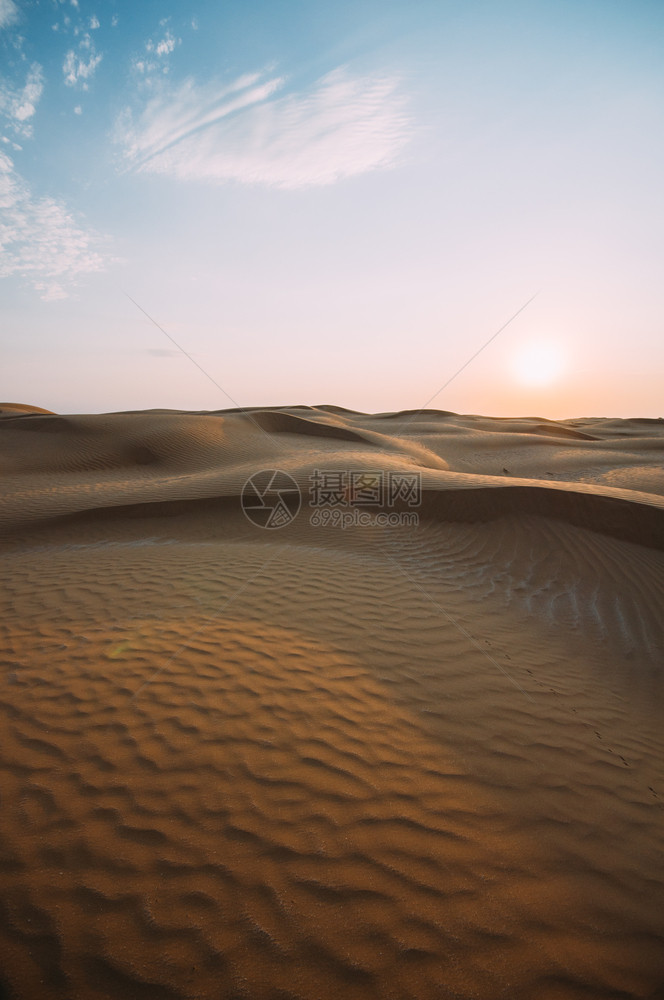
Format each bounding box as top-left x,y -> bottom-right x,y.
0,405 -> 663,1000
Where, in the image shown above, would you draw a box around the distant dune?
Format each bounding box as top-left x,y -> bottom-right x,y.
0,402 -> 56,415
0,405 -> 663,1000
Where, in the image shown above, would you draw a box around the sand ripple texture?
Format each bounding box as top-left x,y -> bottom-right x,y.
0,405 -> 663,1000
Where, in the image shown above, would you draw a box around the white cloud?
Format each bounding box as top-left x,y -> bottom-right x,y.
89,15 -> 99,29
0,152 -> 108,299
0,0 -> 18,30
115,67 -> 410,189
63,34 -> 102,87
155,32 -> 176,56
145,29 -> 178,58
73,104 -> 82,114
0,63 -> 43,138
133,28 -> 180,81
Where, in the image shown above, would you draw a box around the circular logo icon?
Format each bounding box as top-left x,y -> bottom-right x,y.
241,470 -> 301,529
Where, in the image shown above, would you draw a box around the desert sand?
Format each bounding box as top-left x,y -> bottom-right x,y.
0,402 -> 663,1000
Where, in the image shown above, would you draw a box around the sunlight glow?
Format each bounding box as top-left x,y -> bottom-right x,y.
511,342 -> 566,388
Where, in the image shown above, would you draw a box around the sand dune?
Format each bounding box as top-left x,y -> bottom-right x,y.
0,405 -> 663,999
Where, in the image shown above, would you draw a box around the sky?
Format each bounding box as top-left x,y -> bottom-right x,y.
1,0 -> 663,418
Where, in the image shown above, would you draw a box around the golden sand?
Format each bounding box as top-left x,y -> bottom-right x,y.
0,404 -> 663,999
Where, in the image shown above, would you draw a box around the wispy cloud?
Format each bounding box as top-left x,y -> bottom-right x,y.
131,21 -> 180,81
147,29 -> 177,58
63,32 -> 102,88
0,152 -> 108,299
115,66 -> 410,189
0,63 -> 43,138
0,0 -> 18,31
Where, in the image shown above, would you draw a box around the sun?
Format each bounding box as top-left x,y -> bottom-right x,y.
511,341 -> 566,388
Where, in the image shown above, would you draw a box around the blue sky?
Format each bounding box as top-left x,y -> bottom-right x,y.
2,0 -> 663,416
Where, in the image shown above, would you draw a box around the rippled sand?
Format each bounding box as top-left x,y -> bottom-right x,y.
0,404 -> 663,999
